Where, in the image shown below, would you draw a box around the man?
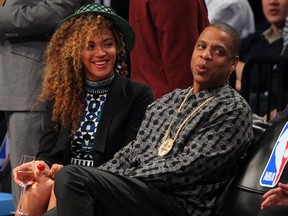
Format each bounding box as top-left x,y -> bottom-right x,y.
129,0 -> 209,99
53,23 -> 253,216
0,0 -> 94,206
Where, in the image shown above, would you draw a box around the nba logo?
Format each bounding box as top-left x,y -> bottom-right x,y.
260,122 -> 288,188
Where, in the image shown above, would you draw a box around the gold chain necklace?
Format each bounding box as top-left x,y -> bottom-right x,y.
158,88 -> 214,156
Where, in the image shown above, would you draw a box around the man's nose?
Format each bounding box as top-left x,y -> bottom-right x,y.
200,50 -> 212,60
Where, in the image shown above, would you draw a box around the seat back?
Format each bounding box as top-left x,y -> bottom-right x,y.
0,113 -> 11,193
240,56 -> 288,120
216,118 -> 288,216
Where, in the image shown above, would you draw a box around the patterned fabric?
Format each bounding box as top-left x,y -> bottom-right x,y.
100,84 -> 253,216
281,16 -> 288,55
283,16 -> 288,47
71,76 -> 113,167
94,0 -> 111,5
71,93 -> 107,167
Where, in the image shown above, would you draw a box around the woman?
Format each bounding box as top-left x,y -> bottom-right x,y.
13,3 -> 153,216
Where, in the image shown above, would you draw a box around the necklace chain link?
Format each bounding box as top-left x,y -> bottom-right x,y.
158,88 -> 214,156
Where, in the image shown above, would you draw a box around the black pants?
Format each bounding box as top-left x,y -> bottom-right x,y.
257,205 -> 288,216
54,165 -> 186,216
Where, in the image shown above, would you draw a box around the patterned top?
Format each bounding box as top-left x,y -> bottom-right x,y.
100,84 -> 253,216
71,75 -> 114,167
282,16 -> 288,55
283,16 -> 288,47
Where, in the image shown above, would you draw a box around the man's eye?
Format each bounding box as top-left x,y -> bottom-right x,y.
215,49 -> 224,55
197,44 -> 205,49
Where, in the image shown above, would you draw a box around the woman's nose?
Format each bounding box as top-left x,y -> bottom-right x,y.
94,47 -> 106,56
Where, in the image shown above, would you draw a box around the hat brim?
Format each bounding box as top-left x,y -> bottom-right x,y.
56,7 -> 135,53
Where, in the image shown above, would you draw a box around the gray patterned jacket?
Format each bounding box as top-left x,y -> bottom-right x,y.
100,83 -> 253,216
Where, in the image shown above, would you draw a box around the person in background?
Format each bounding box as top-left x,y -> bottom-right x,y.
12,3 -> 153,216
129,0 -> 209,99
257,19 -> 288,213
263,13 -> 288,122
205,0 -> 255,39
235,0 -> 288,91
0,0 -> 95,206
248,0 -> 268,31
53,23 -> 253,216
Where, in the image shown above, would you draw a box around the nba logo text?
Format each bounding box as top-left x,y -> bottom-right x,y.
260,122 -> 288,188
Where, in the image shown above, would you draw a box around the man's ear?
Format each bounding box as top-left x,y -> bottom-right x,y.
230,56 -> 239,72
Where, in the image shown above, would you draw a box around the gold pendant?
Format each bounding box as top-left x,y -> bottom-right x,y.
158,138 -> 174,156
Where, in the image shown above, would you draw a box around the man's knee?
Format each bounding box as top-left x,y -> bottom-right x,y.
54,165 -> 80,192
42,207 -> 57,216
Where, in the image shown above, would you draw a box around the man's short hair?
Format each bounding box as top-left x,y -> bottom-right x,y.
210,22 -> 241,57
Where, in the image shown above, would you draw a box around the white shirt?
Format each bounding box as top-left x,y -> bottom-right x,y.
94,0 -> 111,6
205,0 -> 255,39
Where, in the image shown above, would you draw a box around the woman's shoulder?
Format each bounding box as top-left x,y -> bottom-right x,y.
111,75 -> 154,102
116,75 -> 153,93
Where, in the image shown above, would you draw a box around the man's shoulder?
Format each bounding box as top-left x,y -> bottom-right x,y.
158,88 -> 191,101
214,84 -> 249,106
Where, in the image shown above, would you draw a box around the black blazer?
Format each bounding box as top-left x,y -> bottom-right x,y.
36,75 -> 153,167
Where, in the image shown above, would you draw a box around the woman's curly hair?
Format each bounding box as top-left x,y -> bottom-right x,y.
38,14 -> 128,133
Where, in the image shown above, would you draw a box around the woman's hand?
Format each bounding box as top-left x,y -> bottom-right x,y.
34,161 -> 64,180
47,164 -> 64,179
13,160 -> 64,186
34,161 -> 50,179
13,161 -> 35,187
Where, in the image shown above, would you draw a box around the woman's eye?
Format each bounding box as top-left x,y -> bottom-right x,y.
87,43 -> 95,50
104,43 -> 113,48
